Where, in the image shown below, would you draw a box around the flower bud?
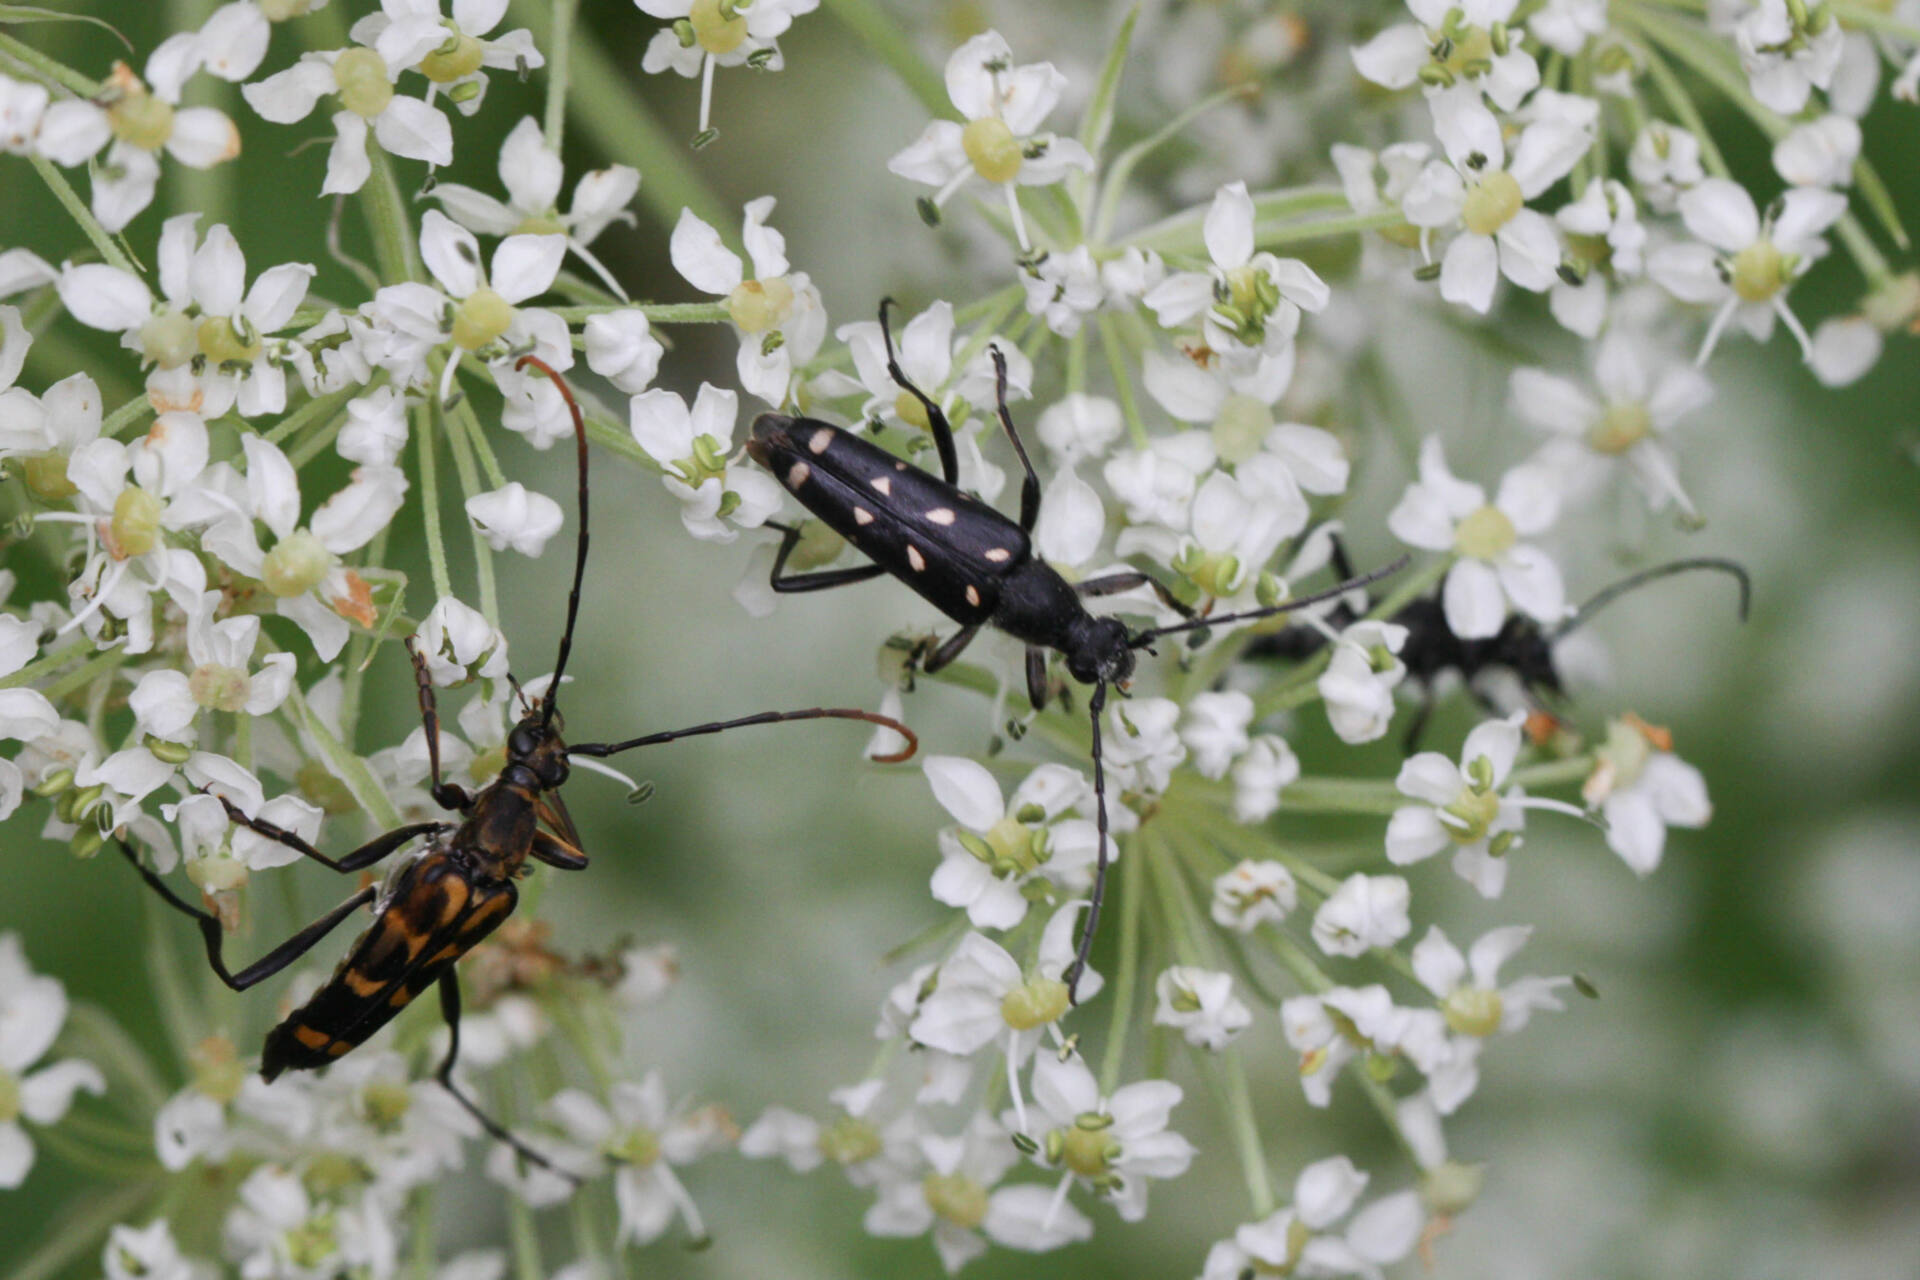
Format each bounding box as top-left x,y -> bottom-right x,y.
261,529 -> 332,597
110,486 -> 164,559
109,86 -> 174,151
140,311 -> 199,369
923,1173 -> 988,1228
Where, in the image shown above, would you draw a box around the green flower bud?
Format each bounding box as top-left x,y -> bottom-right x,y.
923,1173 -> 989,1228
1730,238 -> 1787,303
1442,986 -> 1505,1037
109,90 -> 174,150
145,736 -> 194,765
21,452 -> 77,502
725,276 -> 796,334
420,25 -> 485,83
818,1115 -> 883,1166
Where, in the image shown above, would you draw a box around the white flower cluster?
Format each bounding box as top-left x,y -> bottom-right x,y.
0,0 -> 1907,1277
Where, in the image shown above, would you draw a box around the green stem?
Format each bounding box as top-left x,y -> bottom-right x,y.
546,302 -> 731,325
1090,83 -> 1256,245
1268,775 -> 1404,816
1627,31 -> 1733,180
1120,188 -> 1372,256
30,153 -> 136,274
0,636 -> 91,689
507,0 -> 732,233
41,646 -> 123,702
441,393 -> 500,627
1833,1 -> 1920,42
361,143 -> 421,283
101,395 -> 157,440
2,1179 -> 159,1280
416,399 -> 454,601
1098,831 -> 1145,1096
1221,1047 -> 1276,1217
453,395 -> 510,490
262,382 -> 365,448
543,0 -> 579,152
0,30 -> 97,95
820,0 -> 950,117
1096,313 -> 1151,448
1508,755 -> 1596,791
283,680 -> 404,830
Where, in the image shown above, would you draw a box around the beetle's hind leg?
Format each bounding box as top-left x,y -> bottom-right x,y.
435,971 -> 579,1183
766,520 -> 889,594
214,798 -> 449,874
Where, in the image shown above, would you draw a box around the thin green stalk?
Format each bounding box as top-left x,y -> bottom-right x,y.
1221,1047 -> 1276,1216
1253,923 -> 1333,994
1508,755 -> 1596,791
546,302 -> 731,325
0,636 -> 90,689
283,679 -> 404,830
1098,831 -> 1146,1096
41,646 -> 123,702
30,153 -> 135,273
415,399 -> 454,601
441,395 -> 501,626
820,0 -> 950,117
1266,775 -> 1404,816
1833,1 -> 1920,41
1072,4 -> 1142,219
361,144 -> 421,283
1627,33 -> 1733,180
101,395 -> 156,440
543,0 -> 579,152
1092,84 -> 1257,245
0,29 -> 97,95
1144,831 -> 1206,968
287,413 -> 349,468
168,0 -> 235,227
2,1179 -> 159,1280
1096,313 -> 1151,448
337,525 -> 390,741
453,395 -> 509,490
263,383 -> 364,448
507,0 -> 731,234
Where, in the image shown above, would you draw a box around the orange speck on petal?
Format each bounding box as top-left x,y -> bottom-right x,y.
329,571 -> 377,627
1623,712 -> 1672,753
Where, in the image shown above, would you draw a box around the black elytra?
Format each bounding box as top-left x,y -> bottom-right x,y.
746,298 -> 1408,1001
1250,545 -> 1753,751
119,358 -> 918,1180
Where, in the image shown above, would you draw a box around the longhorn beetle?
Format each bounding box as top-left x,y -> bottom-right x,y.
120,356 -> 917,1173
1250,547 -> 1752,750
746,300 -> 1406,998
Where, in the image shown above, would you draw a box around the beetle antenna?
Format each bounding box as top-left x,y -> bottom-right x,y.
570,706 -> 919,763
1553,557 -> 1751,639
1062,681 -> 1109,1005
1131,555 -> 1411,647
515,356 -> 588,729
880,297 -> 959,486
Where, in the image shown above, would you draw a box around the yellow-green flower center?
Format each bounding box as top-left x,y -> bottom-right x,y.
187,851 -> 248,893
725,277 -> 796,334
1212,393 -> 1272,465
1461,170 -> 1523,237
1453,504 -> 1516,560
1435,25 -> 1496,79
189,663 -> 252,713
304,1153 -> 368,1197
962,116 -> 1023,184
362,1080 -> 413,1132
109,91 -> 174,150
141,311 -> 199,369
22,452 -> 77,502
260,0 -> 316,18
607,1126 -> 661,1167
1054,1115 -> 1118,1179
192,1036 -> 247,1104
261,529 -> 332,598
689,0 -> 749,53
514,211 -> 567,237
1000,976 -> 1069,1030
1175,546 -> 1245,598
1587,401 -> 1651,455
285,1214 -> 339,1269
1441,783 -> 1501,845
333,47 -> 393,118
893,389 -> 933,433
197,315 -> 262,365
1443,986 -> 1505,1037
110,486 -> 164,559
420,25 -> 485,83
1599,717 -> 1653,790
1730,238 -> 1788,304
923,1172 -> 989,1228
818,1115 -> 883,1166
451,286 -> 514,351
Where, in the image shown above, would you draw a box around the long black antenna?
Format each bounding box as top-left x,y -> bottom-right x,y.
571,706 -> 918,763
1553,557 -> 1751,639
1132,555 -> 1411,647
514,356 -> 588,729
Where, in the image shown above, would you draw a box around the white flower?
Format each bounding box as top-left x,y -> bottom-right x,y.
1282,985 -> 1456,1109
922,757 -> 1107,931
1312,874 -> 1412,958
1512,334 -> 1711,519
466,482 -> 564,557
1153,967 -> 1252,1050
1352,0 -> 1539,110
242,38 -> 452,195
1144,346 -> 1349,496
103,1219 -> 194,1280
1199,1157 -> 1424,1280
1211,858 -> 1298,932
349,0 -> 542,118
1144,182 -> 1330,367
337,386 -> 411,466
1035,394 -> 1124,466
1530,0 -> 1609,55
1017,1052 -> 1195,1223
671,198 -> 827,406
1582,717 -> 1711,874
128,591 -> 296,744
1773,114 -> 1862,189
1385,714 -> 1534,898
629,382 -> 782,542
431,117 -> 635,295
1807,314 -> 1883,388
1551,178 -> 1647,338
636,0 -> 817,139
1102,430 -> 1216,528
416,596 -> 510,685
416,208 -> 570,398
1231,734 -> 1301,823
1646,178 -> 1847,365
584,310 -> 665,394
1411,924 -> 1571,1037
1021,245 -> 1104,337
1402,89 -> 1590,314
544,1073 -> 734,1245
0,933 -> 106,1188
308,1050 -> 479,1195
1103,696 -> 1187,798
223,1167 -> 397,1280
1318,620 -> 1409,745
887,29 -> 1094,250
1735,0 -> 1843,114
1627,122 -> 1705,214
1388,436 -> 1565,639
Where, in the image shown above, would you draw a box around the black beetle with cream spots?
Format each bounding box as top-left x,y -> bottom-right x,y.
746,300 -> 1407,999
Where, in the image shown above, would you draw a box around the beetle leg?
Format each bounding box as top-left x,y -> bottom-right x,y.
986,346 -> 1043,532
881,298 -> 960,486
916,623 -> 982,675
118,840 -> 376,992
1025,646 -> 1049,712
434,971 -> 577,1181
1073,570 -> 1197,618
407,636 -> 472,812
1063,682 -> 1111,1004
767,520 -> 889,594
529,828 -> 590,871
214,797 -> 448,874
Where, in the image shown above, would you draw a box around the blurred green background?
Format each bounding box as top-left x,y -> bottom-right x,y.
4,2 -> 1919,1277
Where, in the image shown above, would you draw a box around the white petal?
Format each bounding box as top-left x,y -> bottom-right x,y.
1294,1155 -> 1367,1229
922,755 -> 1005,831
1439,233 -> 1499,314
669,209 -> 742,296
488,233 -> 565,304
1203,182 -> 1255,269
421,209 -> 484,298
1495,544 -> 1566,622
58,265 -> 152,333
322,111 -> 372,195
19,1058 -> 106,1124
1442,559 -> 1507,639
1678,179 -> 1759,252
164,107 -> 241,168
371,96 -> 453,165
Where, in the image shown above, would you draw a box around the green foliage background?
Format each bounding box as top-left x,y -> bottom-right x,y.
3,2 -> 1918,1276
